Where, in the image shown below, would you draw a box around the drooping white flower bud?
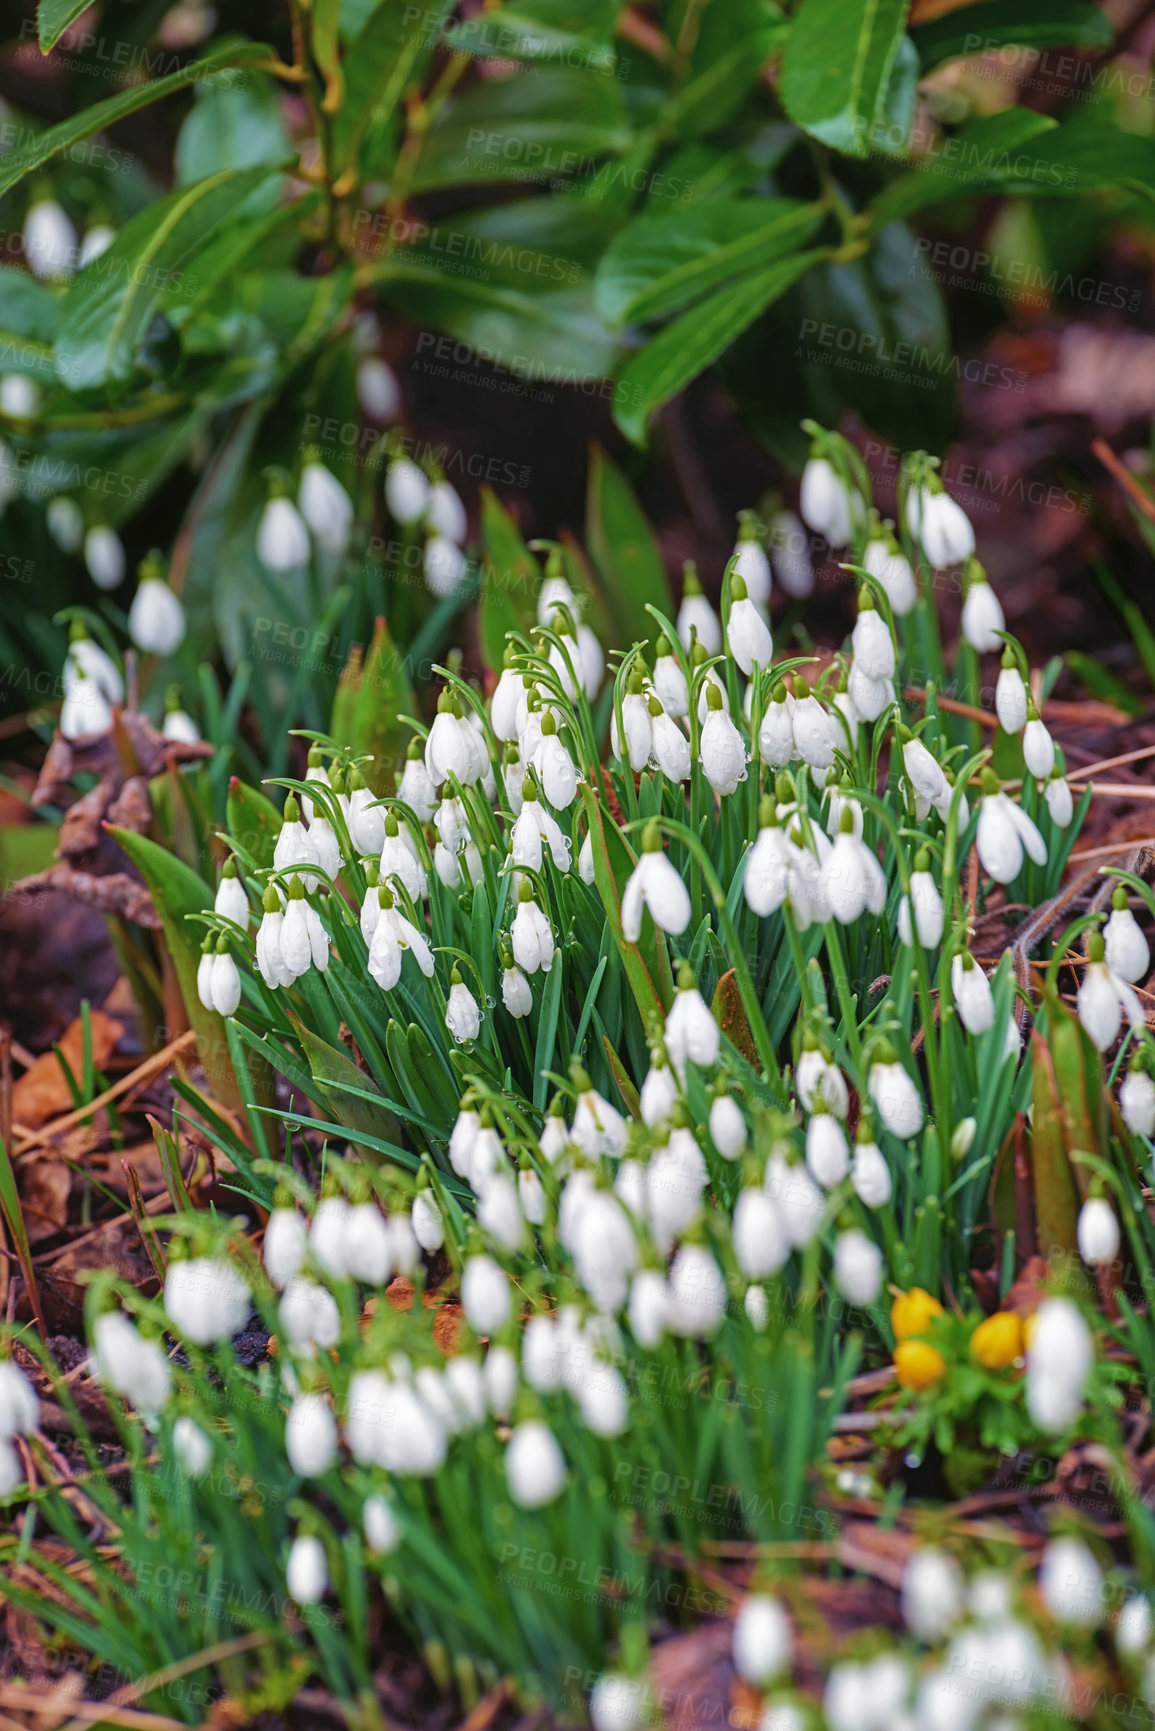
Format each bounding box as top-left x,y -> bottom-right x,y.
1044,772 -> 1074,828
1104,890 -> 1150,984
506,1419 -> 566,1507
79,223 -> 116,268
622,824 -> 691,942
23,198 -> 77,280
357,355 -> 402,421
286,1392 -> 338,1476
676,564 -> 720,655
960,573 -> 1005,652
257,492 -> 310,571
385,457 -> 429,524
800,455 -> 859,548
1078,933 -> 1143,1051
902,1548 -> 962,1641
898,851 -> 944,950
511,883 -> 555,975
424,533 -> 466,597
726,575 -> 772,677
61,675 -> 113,740
907,483 -> 974,568
665,1244 -> 727,1338
164,1256 -> 250,1345
92,1312 -> 171,1415
664,969 -> 719,1077
128,567 -> 186,657
699,686 -> 747,796
867,1053 -> 924,1139
851,596 -> 895,681
863,533 -> 915,615
346,1202 -> 393,1284
819,816 -> 888,925
446,969 -> 482,1044
805,1109 -> 849,1189
279,1277 -> 340,1352
976,772 -> 1047,884
1039,1534 -> 1104,1625
851,1134 -> 892,1207
1076,1196 -> 1120,1267
286,1533 -> 328,1604
833,1229 -> 883,1305
1121,1064 -> 1155,1139
590,1674 -> 649,1731
733,1188 -> 789,1278
1023,712 -> 1055,781
732,1594 -> 792,1685
1026,1297 -> 1092,1432
995,653 -> 1028,734
653,635 -> 689,717
461,1255 -> 511,1334
47,495 -> 85,553
951,950 -> 995,1035
172,1416 -> 213,1478
709,1093 -> 746,1160
768,508 -> 814,597
85,524 -> 125,590
363,1493 -> 401,1554
426,479 -> 467,543
0,1360 -> 40,1439
298,458 -> 352,554
264,1204 -> 308,1288
502,964 -> 533,1017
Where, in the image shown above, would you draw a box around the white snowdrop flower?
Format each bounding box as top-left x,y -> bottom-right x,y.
385,457 -> 429,524
578,830 -> 596,885
639,1060 -> 678,1128
547,624 -> 586,702
208,945 -> 241,1018
398,746 -> 437,824
256,889 -> 294,989
483,1344 -> 518,1418
576,1363 -> 629,1437
92,1313 -> 171,1415
1027,1297 -> 1092,1433
523,1315 -> 566,1392
363,1494 -> 401,1555
388,1214 -> 419,1276
907,482 -> 974,568
731,515 -> 771,605
0,1361 -> 39,1438
0,374 -> 40,419
758,684 -> 796,767
257,492 -> 310,571
1121,1064 -> 1155,1138
611,683 -> 653,771
615,1157 -> 648,1222
666,1244 -> 727,1338
652,635 -> 689,716
298,458 -> 353,553
572,1079 -> 629,1159
590,1674 -> 649,1731
823,778 -> 863,843
864,533 -> 916,615
851,599 -> 895,681
425,699 -> 483,787
287,1534 -> 328,1604
676,566 -> 720,655
950,951 -> 994,1035
898,853 -> 944,949
409,1191 -> 443,1255
461,1255 -> 510,1335
700,690 -> 747,795
1040,1535 -> 1104,1625
1104,890 -> 1150,983
902,1548 -> 962,1641
1116,1595 -> 1153,1656
799,454 -> 859,547
424,532 -> 466,597
279,1277 -> 340,1353
24,198 -> 77,279
511,794 -> 570,871
961,574 -> 1005,652
502,964 -> 533,1018
309,1194 -> 352,1279
665,971 -> 719,1077
445,970 -> 482,1044
214,860 -> 248,928
357,355 -> 402,421
710,1094 -> 746,1160
846,663 -> 893,725
506,1420 -> 566,1508
78,223 -> 116,267
733,1188 -> 789,1279
345,775 -> 384,859
491,659 -> 528,741
449,1108 -> 481,1179
274,796 -> 321,890
1022,713 -> 1055,781
164,1257 -> 250,1345
1078,934 -> 1143,1052
726,576 -> 772,676
172,1416 -> 212,1478
791,686 -> 839,771
819,816 -> 887,924
61,675 -> 113,740
578,624 -> 605,698
47,495 -> 85,553
732,1594 -> 792,1685
851,1134 -> 892,1207
478,1174 -> 525,1253
85,524 -> 125,590
622,825 -> 691,942
512,884 -> 554,975
834,1229 -> 882,1305
765,1152 -> 823,1248
286,1393 -> 338,1476
533,719 -> 579,808
768,507 -> 814,597
805,1110 -> 849,1189
264,1205 -> 307,1289
744,808 -> 792,915
629,1269 -> 668,1348
650,706 -> 691,782
573,1190 -> 639,1310
976,773 -> 1047,884
163,703 -> 200,743
868,1052 -> 924,1139
196,941 -> 215,1013
518,1166 -> 546,1225
796,1044 -> 848,1117
307,814 -> 341,885
824,1664 -> 878,1731
900,729 -> 949,812
346,1202 -> 393,1284
1044,772 -> 1074,828
425,479 -> 467,543
1077,1196 -> 1120,1267
744,1285 -> 769,1332
646,1128 -> 707,1253
443,1357 -> 486,1432
995,655 -> 1028,734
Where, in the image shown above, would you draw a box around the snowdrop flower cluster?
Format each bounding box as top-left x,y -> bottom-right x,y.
383,454 -> 469,597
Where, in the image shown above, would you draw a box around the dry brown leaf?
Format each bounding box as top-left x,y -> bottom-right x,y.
12,1011 -> 123,1130
19,1158 -> 71,1243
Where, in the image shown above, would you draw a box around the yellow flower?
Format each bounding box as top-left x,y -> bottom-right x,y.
971,1311 -> 1023,1370
891,1287 -> 944,1342
894,1339 -> 948,1391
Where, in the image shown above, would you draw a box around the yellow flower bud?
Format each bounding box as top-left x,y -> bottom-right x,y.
891,1287 -> 944,1342
894,1339 -> 948,1391
971,1311 -> 1023,1370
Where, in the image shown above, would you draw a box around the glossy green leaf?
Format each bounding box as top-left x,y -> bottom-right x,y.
287,1011 -> 401,1152
595,197 -> 823,327
612,248 -> 825,445
0,267 -> 59,380
333,0 -> 454,181
226,778 -> 283,872
867,110 -> 1058,225
585,444 -> 671,651
411,70 -> 630,193
56,164 -> 283,393
37,0 -> 95,51
671,0 -> 788,135
911,0 -> 1112,71
0,37 -> 272,199
781,0 -> 909,156
445,0 -> 619,65
174,70 -> 290,216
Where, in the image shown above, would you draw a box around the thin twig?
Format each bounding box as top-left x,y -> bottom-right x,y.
13,1031 -> 196,1159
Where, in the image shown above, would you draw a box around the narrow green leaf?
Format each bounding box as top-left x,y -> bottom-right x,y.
911,0 -> 1113,71
37,0 -> 96,51
585,444 -> 670,651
